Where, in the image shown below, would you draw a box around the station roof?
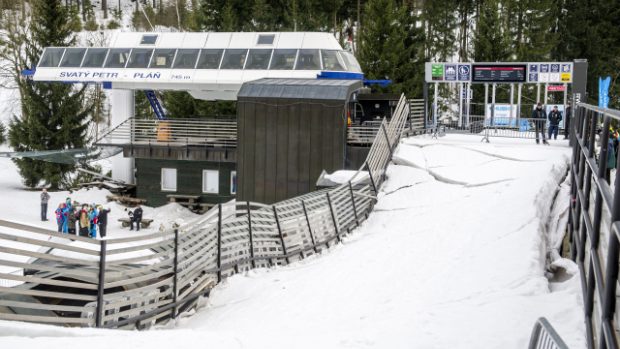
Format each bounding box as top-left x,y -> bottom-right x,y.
237,78 -> 363,101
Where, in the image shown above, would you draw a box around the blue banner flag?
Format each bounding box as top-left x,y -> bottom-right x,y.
599,76 -> 611,108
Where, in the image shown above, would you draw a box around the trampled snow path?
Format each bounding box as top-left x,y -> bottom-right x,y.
0,135 -> 585,348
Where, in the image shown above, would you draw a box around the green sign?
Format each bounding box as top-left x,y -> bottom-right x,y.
431,64 -> 444,80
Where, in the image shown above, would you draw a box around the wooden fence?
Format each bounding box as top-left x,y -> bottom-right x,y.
0,94 -> 410,329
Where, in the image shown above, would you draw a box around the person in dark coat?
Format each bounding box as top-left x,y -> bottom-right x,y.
564,105 -> 572,139
40,189 -> 50,221
130,204 -> 143,231
531,102 -> 549,145
547,105 -> 563,140
67,207 -> 77,235
97,206 -> 111,238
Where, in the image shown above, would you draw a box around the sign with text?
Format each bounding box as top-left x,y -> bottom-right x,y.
472,64 -> 527,83
547,85 -> 566,92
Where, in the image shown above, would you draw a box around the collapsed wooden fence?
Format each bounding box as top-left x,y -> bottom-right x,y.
0,94 -> 409,329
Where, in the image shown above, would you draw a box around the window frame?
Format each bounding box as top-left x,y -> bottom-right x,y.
161,168 -> 178,192
320,50 -> 347,72
220,49 -> 249,70
196,49 -> 224,69
59,48 -> 88,68
126,48 -> 155,69
244,49 -> 273,70
269,49 -> 298,70
38,48 -> 66,68
104,48 -> 132,68
81,48 -> 110,68
172,49 -> 200,69
149,49 -> 178,69
202,170 -> 220,194
294,49 -> 321,70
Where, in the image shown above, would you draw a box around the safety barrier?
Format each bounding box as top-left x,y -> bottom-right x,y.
0,94 -> 410,329
437,116 -> 566,142
528,317 -> 570,349
569,102 -> 620,349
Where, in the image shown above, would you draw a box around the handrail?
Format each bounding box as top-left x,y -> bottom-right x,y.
569,102 -> 620,349
528,317 -> 569,349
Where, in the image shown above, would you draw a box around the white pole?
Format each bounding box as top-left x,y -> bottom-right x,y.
458,83 -> 463,128
537,83 -> 541,104
517,83 -> 522,128
433,83 -> 439,128
510,83 -> 515,126
563,83 -> 568,130
491,83 -> 496,126
484,83 -> 489,121
466,83 -> 471,127
544,83 -> 549,107
110,89 -> 135,185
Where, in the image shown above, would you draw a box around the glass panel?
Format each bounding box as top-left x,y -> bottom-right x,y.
81,48 -> 108,68
173,49 -> 199,69
269,49 -> 297,70
150,49 -> 176,69
126,48 -> 153,68
341,51 -> 362,72
257,34 -> 274,45
141,35 -> 158,45
245,49 -> 272,70
220,49 -> 248,69
196,49 -> 223,69
39,48 -> 65,67
161,168 -> 177,191
295,49 -> 320,70
202,170 -> 219,194
104,48 -> 131,68
59,48 -> 87,67
321,50 -> 346,71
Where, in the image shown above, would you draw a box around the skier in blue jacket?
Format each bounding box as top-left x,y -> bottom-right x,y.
88,205 -> 99,238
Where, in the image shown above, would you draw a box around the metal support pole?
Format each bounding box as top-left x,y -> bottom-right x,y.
96,241 -> 107,328
172,229 -> 179,318
458,83 -> 463,128
491,83 -> 496,126
563,84 -> 568,131
465,83 -> 470,127
517,84 -> 522,128
348,181 -> 359,225
247,201 -> 255,268
366,162 -> 378,196
537,83 -> 541,103
544,83 -> 549,107
509,83 -> 514,126
301,200 -> 318,253
423,82 -> 429,129
381,122 -> 393,156
326,192 -> 341,243
217,204 -> 222,282
272,205 -> 289,264
433,83 -> 438,128
484,83 -> 489,121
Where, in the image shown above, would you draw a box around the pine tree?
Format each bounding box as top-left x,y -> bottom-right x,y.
473,0 -> 512,62
8,0 -> 93,189
423,0 -> 457,61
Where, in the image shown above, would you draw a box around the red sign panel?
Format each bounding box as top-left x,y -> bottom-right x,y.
547,85 -> 566,92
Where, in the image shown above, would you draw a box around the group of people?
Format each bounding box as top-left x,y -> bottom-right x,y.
40,192 -> 111,239
531,102 -> 570,145
54,199 -> 111,238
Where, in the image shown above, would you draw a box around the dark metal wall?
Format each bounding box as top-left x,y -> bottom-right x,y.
237,97 -> 347,203
135,158 -> 236,207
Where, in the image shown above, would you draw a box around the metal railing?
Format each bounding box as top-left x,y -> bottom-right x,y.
569,102 -> 620,349
0,95 -> 410,329
94,118 -> 238,148
529,317 -> 570,349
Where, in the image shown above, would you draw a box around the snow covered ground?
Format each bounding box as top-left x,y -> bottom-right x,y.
0,134 -> 585,348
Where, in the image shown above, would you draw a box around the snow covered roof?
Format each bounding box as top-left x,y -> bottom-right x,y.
237,78 -> 363,101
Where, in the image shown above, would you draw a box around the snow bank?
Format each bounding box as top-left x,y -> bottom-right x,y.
0,134 -> 585,348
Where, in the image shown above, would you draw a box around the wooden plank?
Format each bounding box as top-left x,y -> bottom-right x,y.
0,232 -> 100,256
0,259 -> 99,282
0,272 -> 98,290
0,219 -> 100,245
0,286 -> 97,301
0,299 -> 88,313
0,245 -> 99,268
0,312 -> 90,324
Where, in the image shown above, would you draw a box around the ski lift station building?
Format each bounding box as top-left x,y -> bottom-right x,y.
32,31 -> 401,208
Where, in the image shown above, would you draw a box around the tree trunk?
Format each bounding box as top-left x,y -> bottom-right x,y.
102,0 -> 107,19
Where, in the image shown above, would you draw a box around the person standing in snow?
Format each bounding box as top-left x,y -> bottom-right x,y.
61,203 -> 71,234
67,206 -> 78,235
130,204 -> 143,231
531,102 -> 549,145
54,203 -> 64,232
97,205 -> 111,238
88,205 -> 99,238
78,204 -> 90,237
40,189 -> 50,221
547,106 -> 562,140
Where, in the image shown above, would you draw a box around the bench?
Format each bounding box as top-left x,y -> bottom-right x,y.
167,194 -> 202,212
106,195 -> 147,207
118,217 -> 153,229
